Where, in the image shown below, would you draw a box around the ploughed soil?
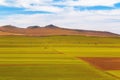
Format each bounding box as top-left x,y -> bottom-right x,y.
79,57 -> 120,70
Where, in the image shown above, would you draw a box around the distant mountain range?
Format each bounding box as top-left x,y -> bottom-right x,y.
0,24 -> 119,37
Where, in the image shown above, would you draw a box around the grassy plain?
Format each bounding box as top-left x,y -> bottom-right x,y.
0,36 -> 120,80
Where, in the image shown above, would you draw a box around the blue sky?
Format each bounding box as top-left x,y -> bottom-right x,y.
0,0 -> 120,34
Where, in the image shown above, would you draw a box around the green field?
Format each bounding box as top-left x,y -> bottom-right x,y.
0,36 -> 120,80
107,70 -> 120,78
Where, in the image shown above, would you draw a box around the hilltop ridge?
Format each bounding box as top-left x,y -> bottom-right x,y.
0,24 -> 119,37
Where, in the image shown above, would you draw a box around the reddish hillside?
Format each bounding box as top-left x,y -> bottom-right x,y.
0,31 -> 23,36
0,25 -> 119,37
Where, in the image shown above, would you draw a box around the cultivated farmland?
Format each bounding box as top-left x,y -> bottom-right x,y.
0,36 -> 120,80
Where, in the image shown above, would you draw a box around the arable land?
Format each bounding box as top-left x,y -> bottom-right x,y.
0,36 -> 120,80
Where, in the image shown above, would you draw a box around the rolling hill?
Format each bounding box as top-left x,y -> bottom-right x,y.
0,24 -> 119,37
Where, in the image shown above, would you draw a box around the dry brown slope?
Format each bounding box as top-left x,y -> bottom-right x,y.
0,25 -> 119,37
0,31 -> 23,35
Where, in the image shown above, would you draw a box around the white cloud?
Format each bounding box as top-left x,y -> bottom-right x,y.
25,5 -> 63,12
0,0 -> 120,34
0,0 -> 120,12
0,0 -> 63,12
0,9 -> 120,34
0,0 -> 6,5
63,0 -> 120,6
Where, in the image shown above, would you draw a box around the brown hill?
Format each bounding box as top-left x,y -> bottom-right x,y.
0,31 -> 23,36
0,25 -> 119,37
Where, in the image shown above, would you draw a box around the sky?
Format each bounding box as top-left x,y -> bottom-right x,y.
0,0 -> 120,34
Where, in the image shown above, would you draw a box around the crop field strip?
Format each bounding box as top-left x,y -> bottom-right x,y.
107,70 -> 120,78
79,57 -> 120,70
0,64 -> 118,80
0,36 -> 120,80
79,57 -> 120,79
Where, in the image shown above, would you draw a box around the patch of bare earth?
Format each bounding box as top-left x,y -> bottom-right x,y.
0,31 -> 23,35
79,57 -> 120,70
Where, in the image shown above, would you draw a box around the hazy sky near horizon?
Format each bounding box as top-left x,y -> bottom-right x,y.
0,0 -> 120,34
